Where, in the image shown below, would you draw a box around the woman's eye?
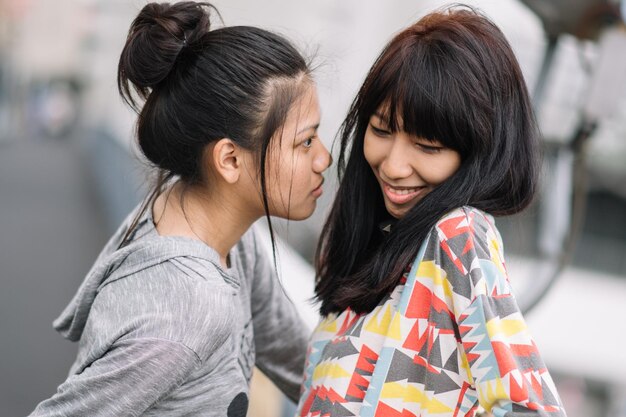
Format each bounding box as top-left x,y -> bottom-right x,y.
370,124 -> 391,137
302,137 -> 314,148
416,143 -> 443,154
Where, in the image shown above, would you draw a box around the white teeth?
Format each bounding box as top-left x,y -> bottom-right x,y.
389,187 -> 419,195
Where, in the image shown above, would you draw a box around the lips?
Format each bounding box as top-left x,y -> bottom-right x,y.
382,182 -> 426,205
312,178 -> 324,198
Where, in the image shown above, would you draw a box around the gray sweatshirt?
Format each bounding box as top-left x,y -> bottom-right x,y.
29,206 -> 309,416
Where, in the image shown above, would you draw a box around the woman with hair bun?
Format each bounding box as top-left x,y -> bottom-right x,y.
299,6 -> 566,417
29,2 -> 330,416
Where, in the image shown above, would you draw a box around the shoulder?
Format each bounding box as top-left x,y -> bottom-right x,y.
429,206 -> 501,257
434,206 -> 498,239
105,233 -> 240,289
417,206 -> 510,302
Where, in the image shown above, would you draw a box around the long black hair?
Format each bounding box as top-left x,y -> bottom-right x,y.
117,1 -> 310,248
315,6 -> 540,316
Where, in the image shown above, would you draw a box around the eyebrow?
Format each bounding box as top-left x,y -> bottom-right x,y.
372,112 -> 391,123
373,112 -> 407,134
297,123 -> 320,135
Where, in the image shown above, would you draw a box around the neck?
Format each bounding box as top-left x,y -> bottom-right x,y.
153,181 -> 259,268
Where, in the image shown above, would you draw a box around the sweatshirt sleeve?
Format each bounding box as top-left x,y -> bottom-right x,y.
433,208 -> 567,416
29,261 -> 235,417
28,338 -> 201,417
248,229 -> 309,403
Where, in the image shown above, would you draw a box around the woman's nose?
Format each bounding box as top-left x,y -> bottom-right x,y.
381,139 -> 413,180
314,140 -> 332,173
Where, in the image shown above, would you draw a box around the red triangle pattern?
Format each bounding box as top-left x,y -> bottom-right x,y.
346,372 -> 369,401
491,341 -> 517,378
299,388 -> 316,417
346,345 -> 379,400
357,345 -> 379,373
438,214 -> 471,238
338,311 -> 362,336
413,354 -> 442,374
316,386 -> 347,403
405,282 -> 432,319
530,372 -> 544,402
510,343 -> 546,373
299,385 -> 349,416
403,320 -> 424,352
461,237 -> 475,256
441,240 -> 467,275
509,372 -> 529,402
405,282 -> 454,320
374,401 -> 418,417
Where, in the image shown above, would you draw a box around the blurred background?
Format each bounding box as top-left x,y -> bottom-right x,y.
1,0 -> 626,416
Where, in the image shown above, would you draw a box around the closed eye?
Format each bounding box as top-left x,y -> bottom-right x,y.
369,124 -> 391,137
416,143 -> 444,154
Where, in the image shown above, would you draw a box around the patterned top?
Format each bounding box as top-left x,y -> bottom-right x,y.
297,207 -> 566,417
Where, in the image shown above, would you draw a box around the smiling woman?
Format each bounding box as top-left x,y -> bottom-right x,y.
299,5 -> 567,417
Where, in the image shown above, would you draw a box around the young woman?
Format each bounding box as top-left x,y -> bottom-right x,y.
298,7 -> 566,417
29,2 -> 330,416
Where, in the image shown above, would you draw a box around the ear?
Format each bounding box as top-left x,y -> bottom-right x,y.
211,138 -> 242,184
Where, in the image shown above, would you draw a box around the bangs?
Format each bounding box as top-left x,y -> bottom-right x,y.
364,39 -> 475,154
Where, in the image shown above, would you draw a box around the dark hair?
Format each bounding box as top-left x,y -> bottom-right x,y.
315,6 -> 540,315
117,1 -> 311,248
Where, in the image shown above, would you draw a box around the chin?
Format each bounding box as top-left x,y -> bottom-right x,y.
385,204 -> 408,220
272,204 -> 316,221
289,207 -> 315,221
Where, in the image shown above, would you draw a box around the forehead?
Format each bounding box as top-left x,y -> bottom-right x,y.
371,102 -> 405,130
283,83 -> 320,128
370,102 -> 448,145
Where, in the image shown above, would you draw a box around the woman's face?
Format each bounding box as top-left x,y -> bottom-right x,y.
364,111 -> 461,219
263,82 -> 331,220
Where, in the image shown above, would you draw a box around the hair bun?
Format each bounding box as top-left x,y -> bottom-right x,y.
118,2 -> 214,108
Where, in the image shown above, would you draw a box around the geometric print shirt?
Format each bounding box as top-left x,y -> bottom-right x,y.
296,206 -> 567,417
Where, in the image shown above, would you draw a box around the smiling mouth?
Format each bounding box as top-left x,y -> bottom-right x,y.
382,182 -> 426,205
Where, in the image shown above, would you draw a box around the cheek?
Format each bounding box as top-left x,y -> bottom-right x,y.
427,154 -> 462,184
264,154 -> 290,197
273,151 -> 310,199
288,155 -> 309,189
363,135 -> 382,169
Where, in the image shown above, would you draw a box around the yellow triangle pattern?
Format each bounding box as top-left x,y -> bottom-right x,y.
459,349 -> 474,384
381,382 -> 453,413
486,318 -> 528,339
312,362 -> 351,380
416,261 -> 452,297
489,236 -> 500,254
364,304 -> 393,336
478,377 -> 508,409
489,237 -> 506,276
387,311 -> 402,340
318,317 -> 338,333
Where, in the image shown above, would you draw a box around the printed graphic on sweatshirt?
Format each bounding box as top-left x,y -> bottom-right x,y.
227,393 -> 248,417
